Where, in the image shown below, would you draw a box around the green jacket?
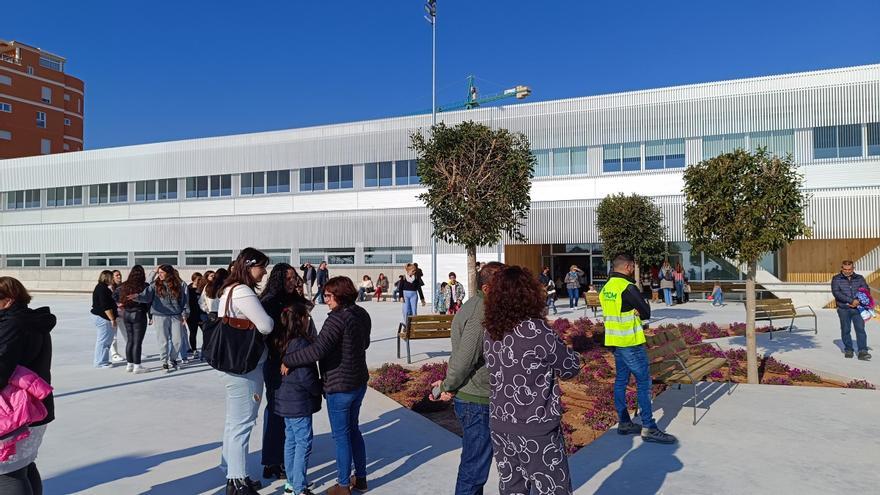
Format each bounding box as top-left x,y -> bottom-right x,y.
440,293 -> 489,404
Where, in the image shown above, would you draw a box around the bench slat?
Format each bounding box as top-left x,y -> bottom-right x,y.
663,358 -> 727,384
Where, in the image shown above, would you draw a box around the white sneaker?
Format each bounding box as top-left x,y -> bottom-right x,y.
133,364 -> 147,374
111,354 -> 125,363
126,363 -> 134,372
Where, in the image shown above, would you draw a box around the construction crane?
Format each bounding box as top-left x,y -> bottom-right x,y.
436,75 -> 531,113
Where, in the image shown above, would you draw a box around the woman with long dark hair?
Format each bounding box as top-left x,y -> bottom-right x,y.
200,268 -> 229,318
281,276 -> 371,495
217,248 -> 274,495
91,270 -> 117,368
118,265 -> 151,373
483,266 -> 580,495
0,277 -> 56,495
133,265 -> 189,372
259,263 -> 314,481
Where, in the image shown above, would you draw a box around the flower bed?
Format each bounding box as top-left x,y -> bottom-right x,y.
369,317 -> 876,455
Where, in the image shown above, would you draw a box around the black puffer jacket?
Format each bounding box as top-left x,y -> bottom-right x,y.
282,304 -> 371,394
0,303 -> 57,426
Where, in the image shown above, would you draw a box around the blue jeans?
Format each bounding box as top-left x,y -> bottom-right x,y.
712,288 -> 724,306
317,285 -> 325,304
613,346 -> 656,429
546,295 -> 557,314
453,398 -> 492,495
567,288 -> 579,308
326,386 -> 367,486
284,416 -> 313,493
220,356 -> 265,479
675,281 -> 684,303
93,315 -> 114,367
402,290 -> 419,323
837,307 -> 868,353
663,287 -> 672,305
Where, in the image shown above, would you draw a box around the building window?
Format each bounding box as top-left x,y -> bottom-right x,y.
325,165 -> 352,190
241,172 -> 265,195
133,251 -> 178,266
813,124 -> 862,159
39,57 -> 63,71
299,248 -> 355,265
264,249 -> 292,265
41,139 -> 51,155
45,253 -> 82,267
64,94 -> 70,102
532,150 -> 550,177
868,123 -> 880,156
89,182 -> 127,204
136,179 -> 177,201
0,130 -> 10,140
394,160 -> 420,186
702,133 -> 746,159
36,111 -> 46,128
603,143 -> 641,172
364,246 -> 413,264
364,162 -> 393,187
64,118 -> 71,126
5,254 -> 40,268
749,129 -> 795,158
63,143 -> 70,151
47,186 -> 83,207
41,86 -> 51,104
184,250 -> 233,266
0,74 -> 10,85
552,149 -> 570,175
26,66 -> 33,75
645,139 -> 686,170
0,102 -> 10,112
6,190 -> 41,210
77,98 -> 81,113
266,170 -> 290,193
87,252 -> 128,267
186,175 -> 230,198
299,167 -> 328,192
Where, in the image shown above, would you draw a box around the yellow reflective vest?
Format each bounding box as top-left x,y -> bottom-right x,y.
600,276 -> 646,347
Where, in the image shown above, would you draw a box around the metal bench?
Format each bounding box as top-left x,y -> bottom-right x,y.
754,298 -> 817,340
396,314 -> 454,364
645,327 -> 731,425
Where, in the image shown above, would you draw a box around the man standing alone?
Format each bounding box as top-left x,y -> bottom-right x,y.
300,262 -> 317,300
431,262 -> 505,494
831,260 -> 871,360
315,261 -> 329,304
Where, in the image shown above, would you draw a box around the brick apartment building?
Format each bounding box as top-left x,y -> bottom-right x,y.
0,39 -> 84,159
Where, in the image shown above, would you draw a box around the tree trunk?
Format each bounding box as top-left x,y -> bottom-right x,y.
634,261 -> 641,287
467,245 -> 478,299
746,260 -> 758,384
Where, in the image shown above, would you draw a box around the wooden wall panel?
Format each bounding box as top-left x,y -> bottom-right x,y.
505,244 -> 544,275
784,238 -> 880,282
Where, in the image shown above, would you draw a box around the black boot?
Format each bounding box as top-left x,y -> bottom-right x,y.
262,464 -> 285,480
226,478 -> 259,495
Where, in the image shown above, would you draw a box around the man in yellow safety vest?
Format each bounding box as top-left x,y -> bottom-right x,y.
600,253 -> 677,444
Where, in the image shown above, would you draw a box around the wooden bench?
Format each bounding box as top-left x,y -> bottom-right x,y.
755,298 -> 817,340
645,327 -> 731,425
584,292 -> 600,317
397,314 -> 454,364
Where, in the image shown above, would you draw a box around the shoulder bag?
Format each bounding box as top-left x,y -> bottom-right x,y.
202,284 -> 265,374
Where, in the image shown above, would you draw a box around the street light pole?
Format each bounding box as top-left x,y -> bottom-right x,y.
425,0 -> 438,303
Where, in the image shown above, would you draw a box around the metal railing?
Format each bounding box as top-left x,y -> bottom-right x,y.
0,54 -> 21,65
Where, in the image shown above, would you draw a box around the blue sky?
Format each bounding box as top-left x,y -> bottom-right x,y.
7,0 -> 880,150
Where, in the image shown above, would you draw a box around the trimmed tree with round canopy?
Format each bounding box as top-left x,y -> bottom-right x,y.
596,193 -> 667,283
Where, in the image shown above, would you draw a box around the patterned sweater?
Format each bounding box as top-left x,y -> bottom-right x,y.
483,318 -> 580,436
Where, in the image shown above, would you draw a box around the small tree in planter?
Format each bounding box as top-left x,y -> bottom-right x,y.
683,148 -> 810,384
411,121 -> 535,297
596,193 -> 667,282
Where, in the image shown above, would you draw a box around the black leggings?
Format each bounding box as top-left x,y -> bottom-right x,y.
186,317 -> 201,351
0,463 -> 42,495
123,310 -> 148,365
416,285 -> 425,303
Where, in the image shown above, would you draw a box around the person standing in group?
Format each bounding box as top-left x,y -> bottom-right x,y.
564,265 -> 583,309
483,266 -> 581,495
315,262 -> 330,305
659,262 -> 674,306
400,264 -> 420,323
434,282 -> 449,315
446,272 -> 466,315
273,302 -> 321,495
217,249 -> 274,495
393,275 -> 405,302
186,272 -> 205,360
300,263 -> 317,301
0,277 -> 56,495
282,277 -> 371,495
109,270 -> 126,364
117,265 -> 151,373
600,254 -> 676,444
710,282 -> 724,307
539,266 -> 557,315
260,264 -> 312,482
132,265 -> 189,372
673,263 -> 685,304
431,262 -> 504,495
832,260 -> 871,360
91,270 -> 118,368
413,263 -> 427,307
374,273 -> 389,302
356,276 -> 374,303
200,268 -> 229,319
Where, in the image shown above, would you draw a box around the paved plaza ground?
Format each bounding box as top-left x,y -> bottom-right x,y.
27,294 -> 880,494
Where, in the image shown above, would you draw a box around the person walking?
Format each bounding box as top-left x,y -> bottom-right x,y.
0,277 -> 56,495
272,302 -> 321,495
564,265 -> 583,309
186,272 -> 205,360
431,262 -> 504,495
600,254 -> 676,444
483,265 -> 581,495
260,263 -> 312,482
132,265 -> 189,372
539,266 -> 557,315
217,248 -> 274,495
831,260 -> 871,360
281,277 -> 371,495
673,263 -> 685,304
710,282 -> 724,307
446,272 -> 466,315
414,263 -> 426,307
400,264 -> 420,323
91,270 -> 118,368
315,262 -> 329,305
300,263 -> 317,301
659,263 -> 674,306
109,270 -> 126,364
374,273 -> 389,302
117,265 -> 151,373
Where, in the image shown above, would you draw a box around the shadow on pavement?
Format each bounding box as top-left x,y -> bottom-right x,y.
727,328 -> 820,354
54,364 -> 214,399
592,442 -> 682,494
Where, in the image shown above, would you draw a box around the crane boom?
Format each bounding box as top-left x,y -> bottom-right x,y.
436,75 -> 531,113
